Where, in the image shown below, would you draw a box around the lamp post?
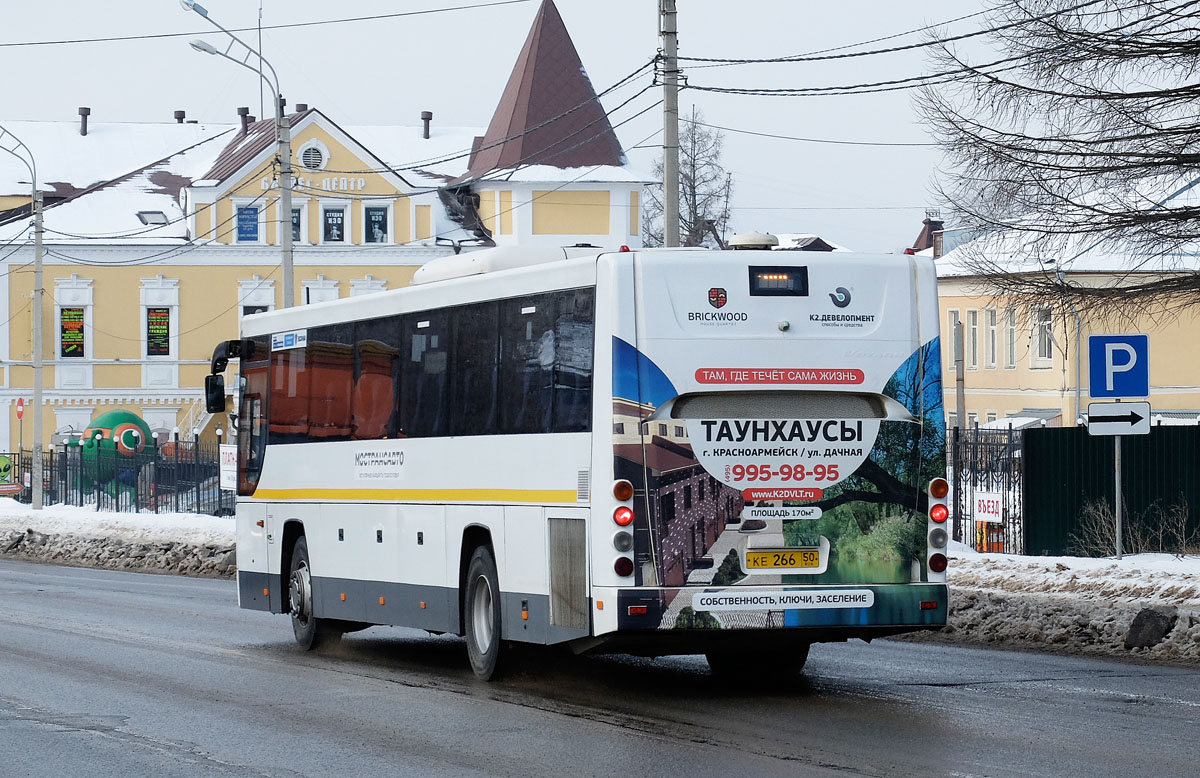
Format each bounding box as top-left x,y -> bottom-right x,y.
182,0 -> 294,308
0,125 -> 45,509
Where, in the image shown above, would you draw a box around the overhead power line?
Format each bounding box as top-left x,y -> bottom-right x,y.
676,0 -> 1109,65
0,0 -> 534,48
686,118 -> 933,147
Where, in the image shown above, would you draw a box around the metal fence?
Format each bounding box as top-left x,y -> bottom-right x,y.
948,426 -> 1025,553
2,442 -> 234,516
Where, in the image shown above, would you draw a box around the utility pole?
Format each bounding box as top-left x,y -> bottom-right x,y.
32,188 -> 44,509
278,100 -> 294,308
660,0 -> 680,247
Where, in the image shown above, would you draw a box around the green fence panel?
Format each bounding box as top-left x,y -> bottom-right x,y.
1024,425 -> 1200,556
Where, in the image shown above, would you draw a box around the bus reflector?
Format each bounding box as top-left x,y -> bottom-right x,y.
379,596 -> 386,606
929,478 -> 949,498
628,605 -> 648,616
419,601 -> 426,609
928,553 -> 948,573
340,593 -> 346,602
613,506 -> 634,526
930,504 -> 949,523
263,588 -> 269,597
614,557 -> 634,576
920,600 -> 939,610
597,601 -> 604,610
613,479 -> 634,501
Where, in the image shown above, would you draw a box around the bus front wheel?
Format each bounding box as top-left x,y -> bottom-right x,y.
288,536 -> 341,650
464,545 -> 502,680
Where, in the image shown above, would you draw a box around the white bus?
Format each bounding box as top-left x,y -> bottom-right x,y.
206,245 -> 950,680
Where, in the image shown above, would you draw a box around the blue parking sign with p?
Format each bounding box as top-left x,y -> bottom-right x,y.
1088,334 -> 1149,398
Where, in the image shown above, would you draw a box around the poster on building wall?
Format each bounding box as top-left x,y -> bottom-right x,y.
60,307 -> 84,357
147,307 -> 170,356
323,208 -> 344,242
365,207 -> 387,243
236,207 -> 259,242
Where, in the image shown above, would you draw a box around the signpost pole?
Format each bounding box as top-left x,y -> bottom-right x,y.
1114,435 -> 1123,560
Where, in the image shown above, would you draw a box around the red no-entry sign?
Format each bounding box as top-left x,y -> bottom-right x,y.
15,397 -> 23,420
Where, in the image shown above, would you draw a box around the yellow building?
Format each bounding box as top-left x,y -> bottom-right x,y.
935,230 -> 1200,429
0,0 -> 647,449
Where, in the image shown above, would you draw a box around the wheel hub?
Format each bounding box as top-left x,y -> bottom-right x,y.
471,576 -> 494,652
289,562 -> 312,624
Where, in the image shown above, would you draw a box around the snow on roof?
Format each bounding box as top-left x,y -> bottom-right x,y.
346,124 -> 483,186
0,131 -> 235,244
938,175 -> 1200,278
473,163 -> 650,184
773,233 -> 852,252
0,120 -> 234,198
978,416 -> 1043,431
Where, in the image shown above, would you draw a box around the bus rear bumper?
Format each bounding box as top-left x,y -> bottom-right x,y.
608,582 -> 948,634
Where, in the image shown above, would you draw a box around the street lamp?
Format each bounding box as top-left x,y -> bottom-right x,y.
0,125 -> 45,510
181,0 -> 294,308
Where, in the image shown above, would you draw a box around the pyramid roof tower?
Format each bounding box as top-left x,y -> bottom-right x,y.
466,0 -> 626,179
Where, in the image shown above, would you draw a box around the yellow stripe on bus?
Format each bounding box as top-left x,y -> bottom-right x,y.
250,487 -> 579,503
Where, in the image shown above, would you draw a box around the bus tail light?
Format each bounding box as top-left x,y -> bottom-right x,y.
927,478 -> 950,582
613,479 -> 634,501
928,554 -> 948,574
613,530 -> 633,552
928,527 -> 947,549
929,478 -> 949,499
929,504 -> 948,523
613,506 -> 634,526
614,557 -> 634,576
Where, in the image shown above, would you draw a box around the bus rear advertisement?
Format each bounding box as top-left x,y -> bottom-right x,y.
206,245 -> 948,680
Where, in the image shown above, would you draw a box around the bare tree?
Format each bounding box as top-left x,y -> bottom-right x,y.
922,0 -> 1200,316
642,107 -> 733,247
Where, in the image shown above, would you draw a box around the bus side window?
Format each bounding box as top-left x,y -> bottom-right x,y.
401,311 -> 450,438
499,296 -> 555,434
552,288 -> 594,433
307,323 -> 354,441
451,302 -> 499,436
353,316 -> 402,440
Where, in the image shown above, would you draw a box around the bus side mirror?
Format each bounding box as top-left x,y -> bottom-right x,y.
205,374 -> 226,414
210,338 -> 257,374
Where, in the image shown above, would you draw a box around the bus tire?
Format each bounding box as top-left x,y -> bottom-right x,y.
464,545 -> 502,680
288,536 -> 341,650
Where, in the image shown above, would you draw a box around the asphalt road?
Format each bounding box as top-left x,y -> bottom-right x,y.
0,559 -> 1196,778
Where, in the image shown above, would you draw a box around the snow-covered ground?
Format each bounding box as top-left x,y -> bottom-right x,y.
3,501 -> 1197,663
0,499 -> 234,546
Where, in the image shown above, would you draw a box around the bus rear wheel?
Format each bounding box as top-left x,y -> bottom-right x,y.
464,545 -> 502,680
288,536 -> 341,650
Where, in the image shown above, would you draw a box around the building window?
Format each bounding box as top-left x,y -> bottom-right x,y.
235,204 -> 261,243
60,307 -> 85,358
613,422 -> 625,434
1035,308 -> 1053,362
947,412 -> 958,429
684,485 -> 692,510
1005,308 -> 1017,368
302,274 -> 340,305
292,208 -> 302,242
985,308 -> 997,369
238,274 -> 276,321
967,309 -> 979,369
658,423 -> 667,436
699,479 -> 705,501
947,310 -> 961,370
968,412 -> 978,428
323,207 -> 346,242
986,411 -> 998,424
364,206 -> 389,243
674,425 -> 685,437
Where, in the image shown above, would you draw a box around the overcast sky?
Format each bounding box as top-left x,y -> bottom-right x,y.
3,0 -> 980,252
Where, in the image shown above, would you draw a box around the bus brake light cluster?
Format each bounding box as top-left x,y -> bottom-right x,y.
612,480 -> 635,578
927,478 -> 950,579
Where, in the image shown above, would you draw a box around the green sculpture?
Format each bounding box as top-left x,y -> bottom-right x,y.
67,410 -> 156,498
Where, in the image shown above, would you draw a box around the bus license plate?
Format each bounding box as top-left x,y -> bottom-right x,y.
744,549 -> 820,570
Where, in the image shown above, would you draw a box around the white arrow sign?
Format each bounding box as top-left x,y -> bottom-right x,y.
1086,401 -> 1151,436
